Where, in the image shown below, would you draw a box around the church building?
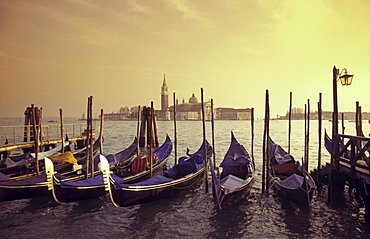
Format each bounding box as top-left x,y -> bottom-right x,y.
157,75 -> 252,121
157,75 -> 212,121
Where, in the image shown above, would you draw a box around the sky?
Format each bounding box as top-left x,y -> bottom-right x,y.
0,0 -> 369,119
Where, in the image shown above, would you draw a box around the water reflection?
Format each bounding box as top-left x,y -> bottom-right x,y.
1,119 -> 370,238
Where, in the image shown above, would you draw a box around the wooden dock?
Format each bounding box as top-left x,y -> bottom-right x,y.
334,134 -> 370,184
311,133 -> 370,219
0,136 -> 87,153
311,134 -> 369,185
0,122 -> 91,155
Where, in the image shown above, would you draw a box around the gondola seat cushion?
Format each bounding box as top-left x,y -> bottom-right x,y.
220,174 -> 248,195
131,155 -> 147,174
131,154 -> 158,174
49,151 -> 77,164
272,162 -> 297,174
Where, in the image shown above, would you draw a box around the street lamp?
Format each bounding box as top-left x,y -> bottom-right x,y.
337,68 -> 354,86
329,65 -> 354,203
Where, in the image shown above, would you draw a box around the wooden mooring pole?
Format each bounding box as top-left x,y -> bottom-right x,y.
23,107 -> 31,143
355,101 -> 362,136
139,106 -> 147,148
288,92 -> 292,154
31,104 -> 40,175
152,107 -> 159,148
173,93 -> 177,165
99,109 -> 104,154
305,99 -> 310,171
85,96 -> 93,178
136,105 -> 141,156
211,99 -> 216,170
59,109 -> 65,153
317,93 -> 322,193
251,108 -> 255,169
262,89 -> 270,193
149,102 -> 154,178
329,66 -> 339,204
201,88 -> 208,193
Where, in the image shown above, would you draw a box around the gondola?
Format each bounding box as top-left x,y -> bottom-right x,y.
0,136 -> 102,178
103,141 -> 212,207
45,135 -> 172,203
268,138 -> 315,206
210,131 -> 255,209
0,140 -> 70,177
0,137 -> 136,202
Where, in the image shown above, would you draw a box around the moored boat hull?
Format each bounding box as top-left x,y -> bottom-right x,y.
110,169 -> 205,207
271,175 -> 315,207
220,177 -> 255,207
0,184 -> 49,202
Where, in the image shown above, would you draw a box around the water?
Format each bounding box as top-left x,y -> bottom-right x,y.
1,119 -> 370,238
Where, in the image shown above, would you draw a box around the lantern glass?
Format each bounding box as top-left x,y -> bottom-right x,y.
339,74 -> 353,86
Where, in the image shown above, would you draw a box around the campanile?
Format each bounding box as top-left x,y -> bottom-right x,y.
161,74 -> 168,111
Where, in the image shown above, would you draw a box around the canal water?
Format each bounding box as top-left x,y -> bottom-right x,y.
0,119 -> 369,238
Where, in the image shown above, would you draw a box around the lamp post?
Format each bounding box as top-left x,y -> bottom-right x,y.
329,65 -> 354,203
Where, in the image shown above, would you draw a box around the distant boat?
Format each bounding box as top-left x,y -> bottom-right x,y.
78,113 -> 86,121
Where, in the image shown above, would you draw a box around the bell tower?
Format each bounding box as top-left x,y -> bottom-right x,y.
161,74 -> 168,111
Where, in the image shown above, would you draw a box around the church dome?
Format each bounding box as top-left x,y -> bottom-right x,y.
189,93 -> 198,104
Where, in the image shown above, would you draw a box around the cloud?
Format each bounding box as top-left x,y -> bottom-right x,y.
161,0 -> 211,27
0,50 -> 33,63
240,47 -> 260,55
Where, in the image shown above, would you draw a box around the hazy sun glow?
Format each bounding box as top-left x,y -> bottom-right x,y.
0,0 -> 369,118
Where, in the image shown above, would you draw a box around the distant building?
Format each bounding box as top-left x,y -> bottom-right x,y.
277,111 -> 370,120
216,107 -> 252,120
161,74 -> 169,111
104,75 -> 253,121
167,93 -> 212,120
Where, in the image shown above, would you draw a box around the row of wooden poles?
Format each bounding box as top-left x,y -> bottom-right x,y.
84,96 -> 105,178
136,102 -> 159,178
260,90 -> 366,197
23,106 -> 66,150
175,88 -> 255,193
134,88 -> 255,193
22,104 -> 67,175
22,97 -> 105,177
